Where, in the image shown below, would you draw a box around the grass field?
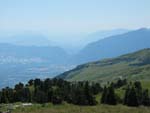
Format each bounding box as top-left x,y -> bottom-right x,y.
0,103 -> 149,113
10,103 -> 150,113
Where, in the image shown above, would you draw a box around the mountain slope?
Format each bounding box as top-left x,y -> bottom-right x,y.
84,29 -> 129,44
0,43 -> 68,64
73,28 -> 150,64
57,48 -> 150,82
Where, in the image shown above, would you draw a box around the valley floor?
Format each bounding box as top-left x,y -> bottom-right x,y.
5,103 -> 150,113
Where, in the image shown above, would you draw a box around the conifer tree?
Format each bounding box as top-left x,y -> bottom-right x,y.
101,84 -> 117,105
125,86 -> 139,106
101,86 -> 107,104
142,89 -> 150,106
106,84 -> 117,105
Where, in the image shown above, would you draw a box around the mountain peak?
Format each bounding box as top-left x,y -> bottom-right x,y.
73,28 -> 150,64
137,28 -> 149,32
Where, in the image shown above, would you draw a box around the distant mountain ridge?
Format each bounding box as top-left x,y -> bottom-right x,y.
84,29 -> 129,44
0,43 -> 67,64
72,28 -> 150,64
57,48 -> 150,82
0,29 -> 129,54
0,32 -> 51,46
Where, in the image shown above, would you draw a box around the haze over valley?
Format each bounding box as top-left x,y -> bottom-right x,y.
0,1 -> 150,113
0,28 -> 130,87
0,28 -> 150,87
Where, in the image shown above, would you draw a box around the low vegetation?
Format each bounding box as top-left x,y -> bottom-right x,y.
1,103 -> 150,113
14,104 -> 150,113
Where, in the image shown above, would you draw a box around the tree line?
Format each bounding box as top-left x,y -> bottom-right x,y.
0,78 -> 150,107
101,81 -> 150,106
0,78 -> 102,105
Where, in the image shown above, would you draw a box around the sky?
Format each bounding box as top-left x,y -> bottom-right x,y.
0,0 -> 150,35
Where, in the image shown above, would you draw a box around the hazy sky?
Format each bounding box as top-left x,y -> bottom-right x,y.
0,0 -> 150,35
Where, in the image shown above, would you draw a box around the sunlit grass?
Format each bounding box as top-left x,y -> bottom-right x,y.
10,103 -> 150,113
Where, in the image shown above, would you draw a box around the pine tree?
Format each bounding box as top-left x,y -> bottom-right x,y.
106,84 -> 117,105
125,86 -> 139,106
124,85 -> 130,105
47,87 -> 53,102
101,84 -> 117,105
22,87 -> 31,102
51,87 -> 62,105
0,89 -> 8,103
101,86 -> 107,104
28,79 -> 34,86
134,81 -> 143,104
34,89 -> 47,104
84,81 -> 97,105
91,82 -> 102,95
142,89 -> 150,106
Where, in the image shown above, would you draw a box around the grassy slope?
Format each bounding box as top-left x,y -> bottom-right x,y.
58,48 -> 150,83
11,103 -> 150,113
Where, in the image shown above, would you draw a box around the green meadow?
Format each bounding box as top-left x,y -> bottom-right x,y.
12,103 -> 150,113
